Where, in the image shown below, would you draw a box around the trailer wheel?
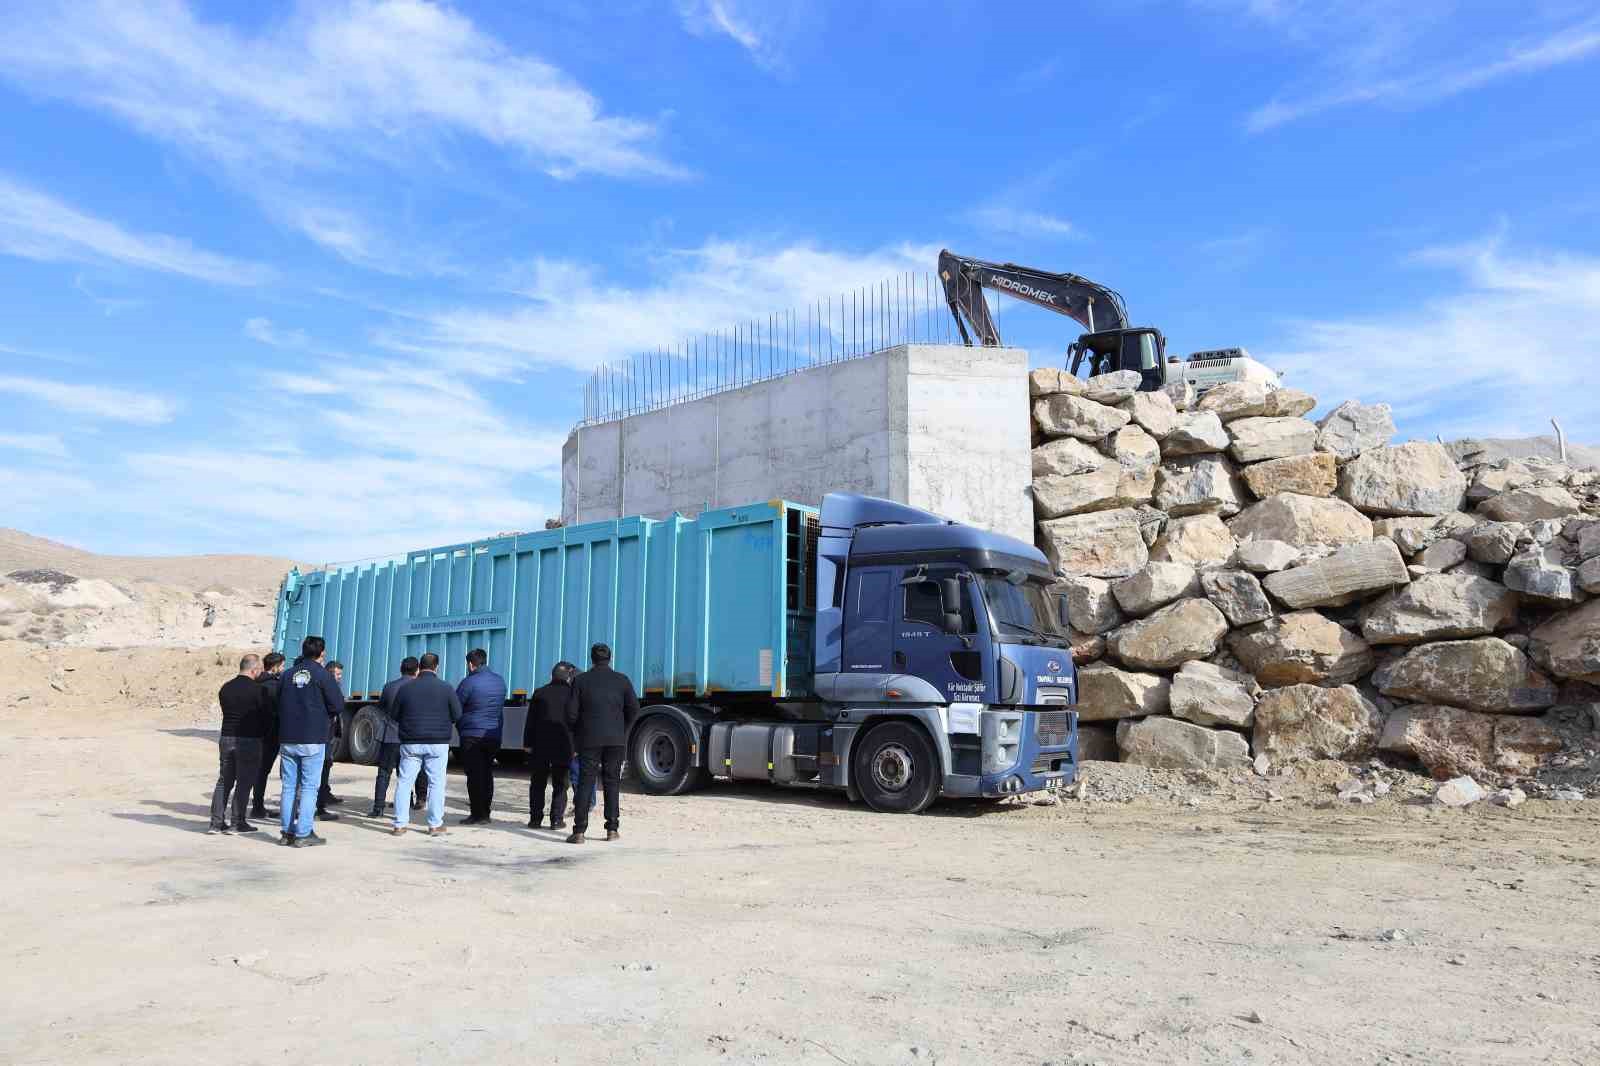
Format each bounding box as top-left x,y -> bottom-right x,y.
346,707 -> 384,766
853,722 -> 940,814
326,708 -> 354,762
631,716 -> 705,796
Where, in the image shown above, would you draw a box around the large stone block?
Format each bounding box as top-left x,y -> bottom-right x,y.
1477,484 -> 1584,522
1108,598 -> 1230,670
1463,521 -> 1522,564
1031,437 -> 1108,478
1233,539 -> 1300,573
1415,538 -> 1468,572
1200,569 -> 1274,626
1083,370 -> 1143,404
1503,544 -> 1585,606
1033,394 -> 1130,441
1112,562 -> 1200,617
1169,660 -> 1259,729
1162,412 -> 1230,456
1155,455 -> 1247,517
1260,387 -> 1317,418
1076,662 -> 1170,721
1528,599 -> 1600,682
1580,557 -> 1600,594
1373,516 -> 1443,555
1315,400 -> 1395,460
1466,459 -> 1555,503
1040,508 -> 1150,579
1029,367 -> 1086,399
1228,493 -> 1374,548
1116,716 -> 1250,770
1229,610 -> 1375,686
1150,514 -> 1237,567
1033,467 -> 1144,519
1054,575 -> 1124,635
1260,539 -> 1410,609
1373,637 -> 1557,713
1379,705 -> 1562,784
1227,417 -> 1318,464
1252,683 -> 1381,762
1196,380 -> 1272,423
1337,442 -> 1467,517
1241,451 -> 1337,498
1361,573 -> 1519,645
1119,390 -> 1178,440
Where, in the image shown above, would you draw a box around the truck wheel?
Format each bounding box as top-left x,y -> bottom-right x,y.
327,708 -> 354,762
631,716 -> 705,796
853,722 -> 940,814
346,707 -> 383,766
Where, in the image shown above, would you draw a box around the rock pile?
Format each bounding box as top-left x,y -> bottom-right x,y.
1030,370 -> 1600,796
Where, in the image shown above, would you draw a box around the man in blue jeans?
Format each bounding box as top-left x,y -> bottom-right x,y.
386,651 -> 462,837
274,635 -> 344,847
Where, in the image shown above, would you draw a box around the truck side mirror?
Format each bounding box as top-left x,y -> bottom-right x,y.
940,577 -> 964,633
1058,594 -> 1071,630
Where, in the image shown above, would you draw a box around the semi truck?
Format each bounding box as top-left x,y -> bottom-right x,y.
271,492 -> 1080,813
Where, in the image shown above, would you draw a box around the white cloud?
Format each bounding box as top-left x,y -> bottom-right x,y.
1260,235 -> 1600,440
0,374 -> 177,425
0,174 -> 271,285
677,0 -> 806,72
244,317 -> 310,350
400,238 -> 941,374
0,433 -> 69,458
1237,7 -> 1600,131
0,0 -> 684,182
967,206 -> 1076,238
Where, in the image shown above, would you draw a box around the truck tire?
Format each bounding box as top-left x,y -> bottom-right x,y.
630,715 -> 706,796
346,706 -> 384,766
853,722 -> 940,814
326,708 -> 354,762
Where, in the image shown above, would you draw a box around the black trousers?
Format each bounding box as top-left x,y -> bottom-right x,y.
459,736 -> 501,819
317,716 -> 340,809
527,748 -> 571,826
373,742 -> 428,807
573,745 -> 623,834
250,729 -> 278,812
211,736 -> 262,829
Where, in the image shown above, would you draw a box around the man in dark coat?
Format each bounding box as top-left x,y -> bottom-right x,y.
370,656 -> 421,817
315,660 -> 346,821
210,653 -> 272,834
248,651 -> 285,819
275,636 -> 343,847
386,651 -> 462,836
566,643 -> 639,844
454,648 -> 507,825
525,661 -> 577,830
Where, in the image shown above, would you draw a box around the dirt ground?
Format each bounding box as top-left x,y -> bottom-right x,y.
3,648 -> 1599,1065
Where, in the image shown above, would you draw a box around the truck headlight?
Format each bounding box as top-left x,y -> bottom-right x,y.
981,712 -> 1023,774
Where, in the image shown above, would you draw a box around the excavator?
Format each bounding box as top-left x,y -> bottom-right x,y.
937,249 -> 1278,394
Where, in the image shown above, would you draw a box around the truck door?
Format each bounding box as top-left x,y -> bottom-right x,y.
895,569 -> 992,702
841,566 -> 894,673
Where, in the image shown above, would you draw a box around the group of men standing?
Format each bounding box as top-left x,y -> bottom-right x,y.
209,637 -> 641,847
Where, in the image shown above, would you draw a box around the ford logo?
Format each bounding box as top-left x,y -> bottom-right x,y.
1046,659 -> 1061,674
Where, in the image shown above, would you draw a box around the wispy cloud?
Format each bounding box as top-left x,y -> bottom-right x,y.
1239,8 -> 1600,131
0,0 -> 685,183
244,317 -> 310,350
676,0 -> 807,72
967,206 -> 1077,239
0,374 -> 177,425
1261,233 -> 1600,440
0,174 -> 270,285
0,433 -> 69,458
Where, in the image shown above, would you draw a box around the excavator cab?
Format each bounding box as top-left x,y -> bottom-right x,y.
1067,328 -> 1166,392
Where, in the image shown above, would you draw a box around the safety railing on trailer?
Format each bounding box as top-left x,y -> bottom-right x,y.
578,271 -> 967,426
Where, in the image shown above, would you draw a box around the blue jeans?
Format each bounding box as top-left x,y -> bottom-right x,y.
279,744 -> 326,838
394,744 -> 448,829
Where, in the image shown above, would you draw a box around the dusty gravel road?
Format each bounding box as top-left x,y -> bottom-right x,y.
4,698 -> 1600,1065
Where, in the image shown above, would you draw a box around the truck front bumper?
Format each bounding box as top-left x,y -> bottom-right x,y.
941,709 -> 1078,798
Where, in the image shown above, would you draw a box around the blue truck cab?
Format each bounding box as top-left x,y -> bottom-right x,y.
272,492 -> 1077,814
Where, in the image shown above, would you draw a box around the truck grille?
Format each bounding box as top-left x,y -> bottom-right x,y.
1034,710 -> 1071,747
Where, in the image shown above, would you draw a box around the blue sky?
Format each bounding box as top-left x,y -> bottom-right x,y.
1,0 -> 1597,561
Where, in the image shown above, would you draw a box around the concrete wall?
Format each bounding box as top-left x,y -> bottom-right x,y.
561,344 -> 1033,541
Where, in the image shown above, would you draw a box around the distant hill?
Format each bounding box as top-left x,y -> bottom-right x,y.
0,529 -> 299,593
1446,434 -> 1600,470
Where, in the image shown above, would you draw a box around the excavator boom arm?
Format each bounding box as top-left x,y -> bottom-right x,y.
938,249 -> 1129,346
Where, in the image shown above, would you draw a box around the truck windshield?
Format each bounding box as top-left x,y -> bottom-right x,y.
978,574 -> 1068,643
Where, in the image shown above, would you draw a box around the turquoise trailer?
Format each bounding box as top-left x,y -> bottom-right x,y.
274,492 -> 1079,813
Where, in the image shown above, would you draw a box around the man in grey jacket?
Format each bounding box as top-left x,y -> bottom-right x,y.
370,656 -> 421,817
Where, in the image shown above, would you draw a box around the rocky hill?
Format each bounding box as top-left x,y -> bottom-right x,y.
1030,370 -> 1600,802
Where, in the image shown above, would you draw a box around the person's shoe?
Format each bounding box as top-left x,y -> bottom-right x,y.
249,806 -> 270,820
389,826 -> 407,837
315,809 -> 341,821
368,804 -> 384,817
526,817 -> 540,828
427,825 -> 448,837
458,815 -> 484,825
235,822 -> 260,833
551,820 -> 567,831
566,831 -> 585,844
206,825 -> 228,835
292,833 -> 327,848
605,830 -> 620,842
278,832 -> 294,846
325,793 -> 345,805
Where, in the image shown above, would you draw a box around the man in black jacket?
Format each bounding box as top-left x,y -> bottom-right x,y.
248,651 -> 285,820
526,661 -> 577,830
210,653 -> 272,834
385,651 -> 462,837
276,636 -> 344,847
566,643 -> 639,844
370,656 -> 420,817
315,660 -> 346,821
